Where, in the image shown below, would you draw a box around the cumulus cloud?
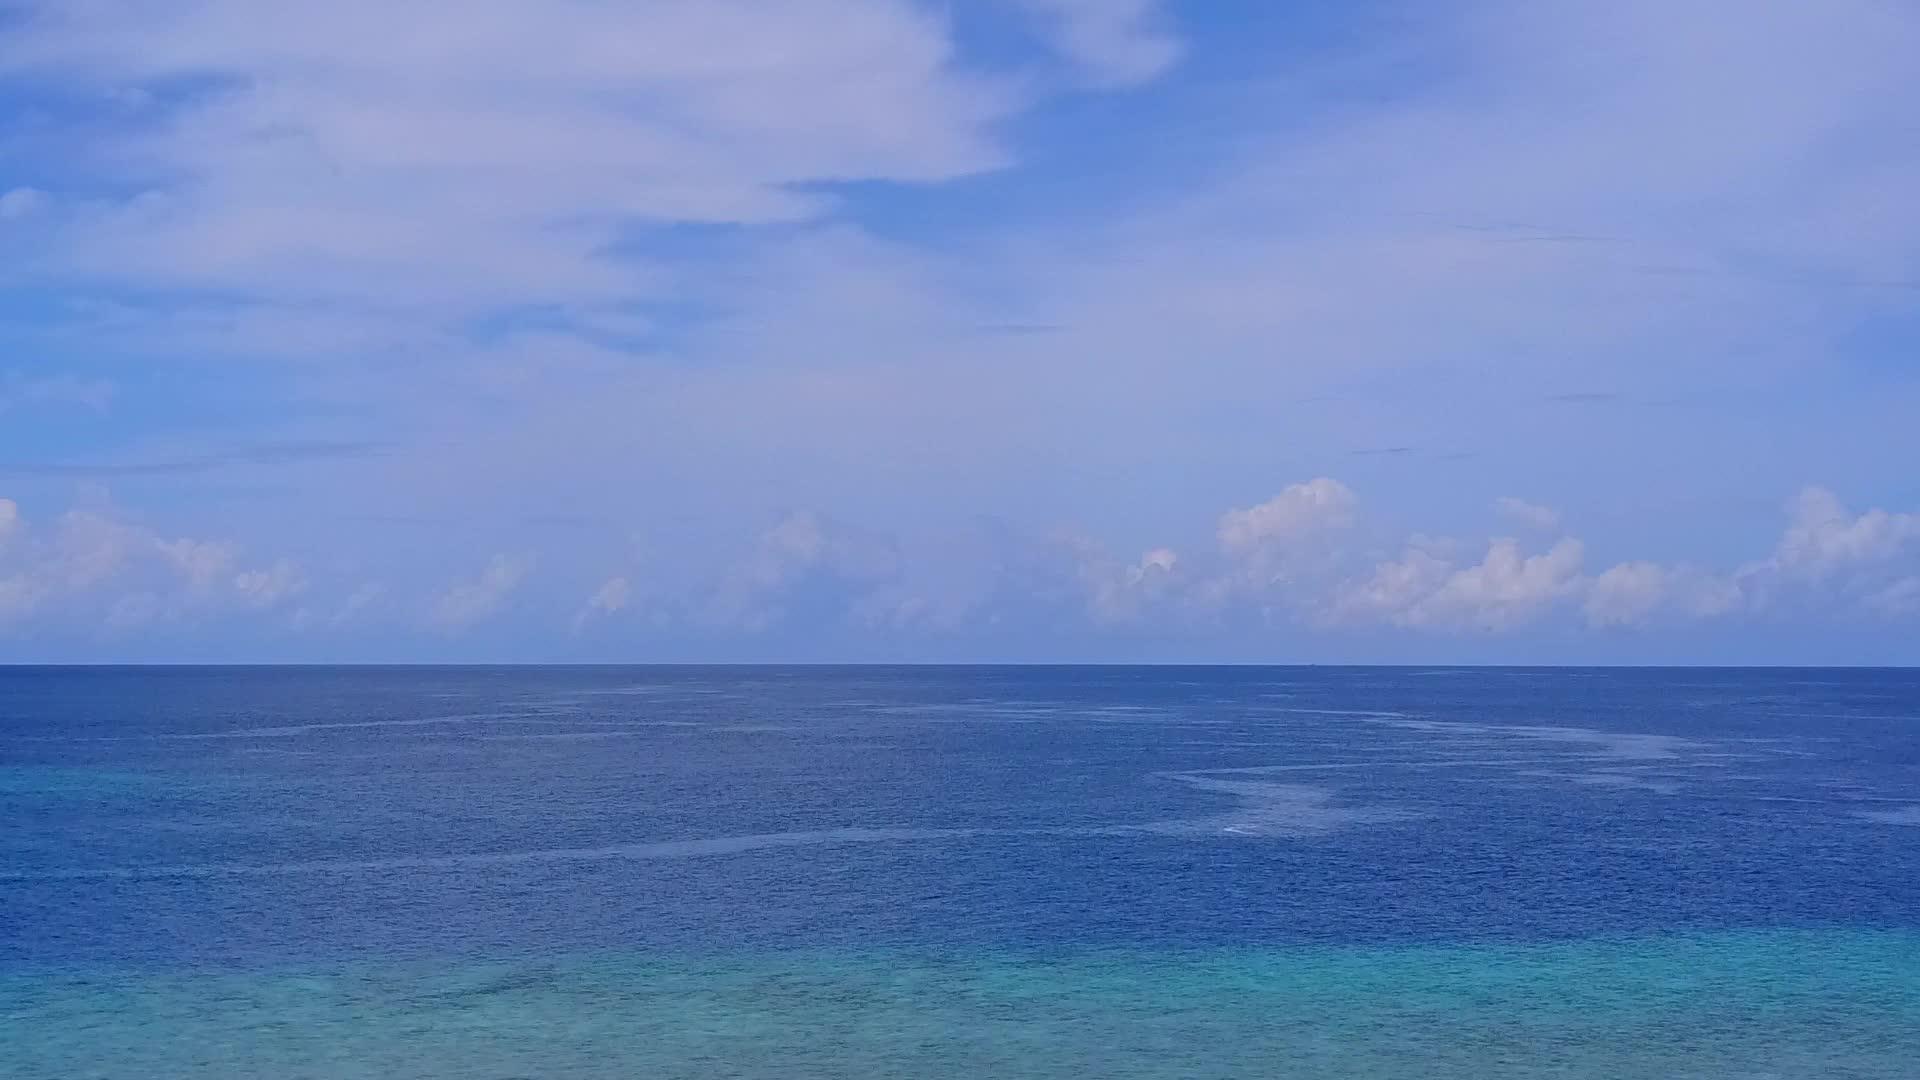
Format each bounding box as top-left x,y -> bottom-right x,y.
0,498 -> 307,632
1135,547 -> 1179,581
1698,486 -> 1920,620
1219,478 -> 1357,555
1582,561 -> 1744,628
157,538 -> 237,589
699,511 -> 894,631
1306,486 -> 1920,635
2,478 -> 1918,653
1584,561 -> 1669,627
1204,479 -> 1362,616
430,554 -> 534,632
572,575 -> 633,633
1325,541 -> 1449,628
1337,537 -> 1586,632
1495,497 -> 1562,532
43,510 -> 142,591
1079,545 -> 1181,626
1766,487 -> 1919,579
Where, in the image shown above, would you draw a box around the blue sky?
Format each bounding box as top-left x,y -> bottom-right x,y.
2,0 -> 1918,663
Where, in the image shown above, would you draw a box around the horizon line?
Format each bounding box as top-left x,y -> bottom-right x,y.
3,662 -> 1916,671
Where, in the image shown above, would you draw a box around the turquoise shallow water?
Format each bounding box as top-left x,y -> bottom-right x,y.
8,929 -> 1918,1078
5,666 -> 1919,1076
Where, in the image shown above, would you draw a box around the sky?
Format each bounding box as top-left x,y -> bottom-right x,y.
1,0 -> 1918,664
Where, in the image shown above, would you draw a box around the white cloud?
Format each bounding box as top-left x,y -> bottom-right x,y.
47,511 -> 140,590
1082,545 -> 1181,626
1623,569 -> 1747,623
1869,577 -> 1920,617
1136,547 -> 1179,579
3,478 -> 1918,650
1584,561 -> 1669,627
233,560 -> 307,609
430,553 -> 533,631
1681,576 -> 1746,619
1766,487 -> 1919,579
1417,537 -> 1586,631
0,187 -> 47,220
1327,545 -> 1451,628
5,0 -> 1913,629
1206,479 -> 1361,614
1523,488 -> 1920,630
572,575 -> 633,633
860,0 -> 1920,507
1218,479 -> 1357,555
157,538 -> 237,589
1714,486 -> 1920,618
587,576 -> 632,617
1338,537 -> 1586,632
3,0 -> 1018,307
1495,497 -> 1561,532
702,511 -> 898,631
0,498 -> 311,631
1513,487 -> 1920,630
841,527 -> 1010,634
1011,0 -> 1182,87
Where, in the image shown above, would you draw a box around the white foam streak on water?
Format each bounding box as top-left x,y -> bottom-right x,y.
0,829 -> 986,880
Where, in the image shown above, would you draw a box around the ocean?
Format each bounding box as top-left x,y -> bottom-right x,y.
3,665 -> 1917,1078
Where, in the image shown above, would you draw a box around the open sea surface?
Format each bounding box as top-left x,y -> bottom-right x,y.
3,665 -> 1917,1077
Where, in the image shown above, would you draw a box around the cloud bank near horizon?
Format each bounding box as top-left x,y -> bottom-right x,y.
4,481 -> 1916,662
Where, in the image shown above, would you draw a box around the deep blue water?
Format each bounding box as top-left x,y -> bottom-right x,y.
3,666 -> 1918,1077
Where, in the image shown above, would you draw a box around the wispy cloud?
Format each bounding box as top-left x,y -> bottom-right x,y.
1,0 -> 1019,314
1009,0 -> 1182,87
0,440 -> 387,477
0,373 -> 116,414
430,554 -> 535,633
1494,497 -> 1561,532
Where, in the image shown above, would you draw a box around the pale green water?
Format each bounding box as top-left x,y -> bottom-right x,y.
7,928 -> 1916,1078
